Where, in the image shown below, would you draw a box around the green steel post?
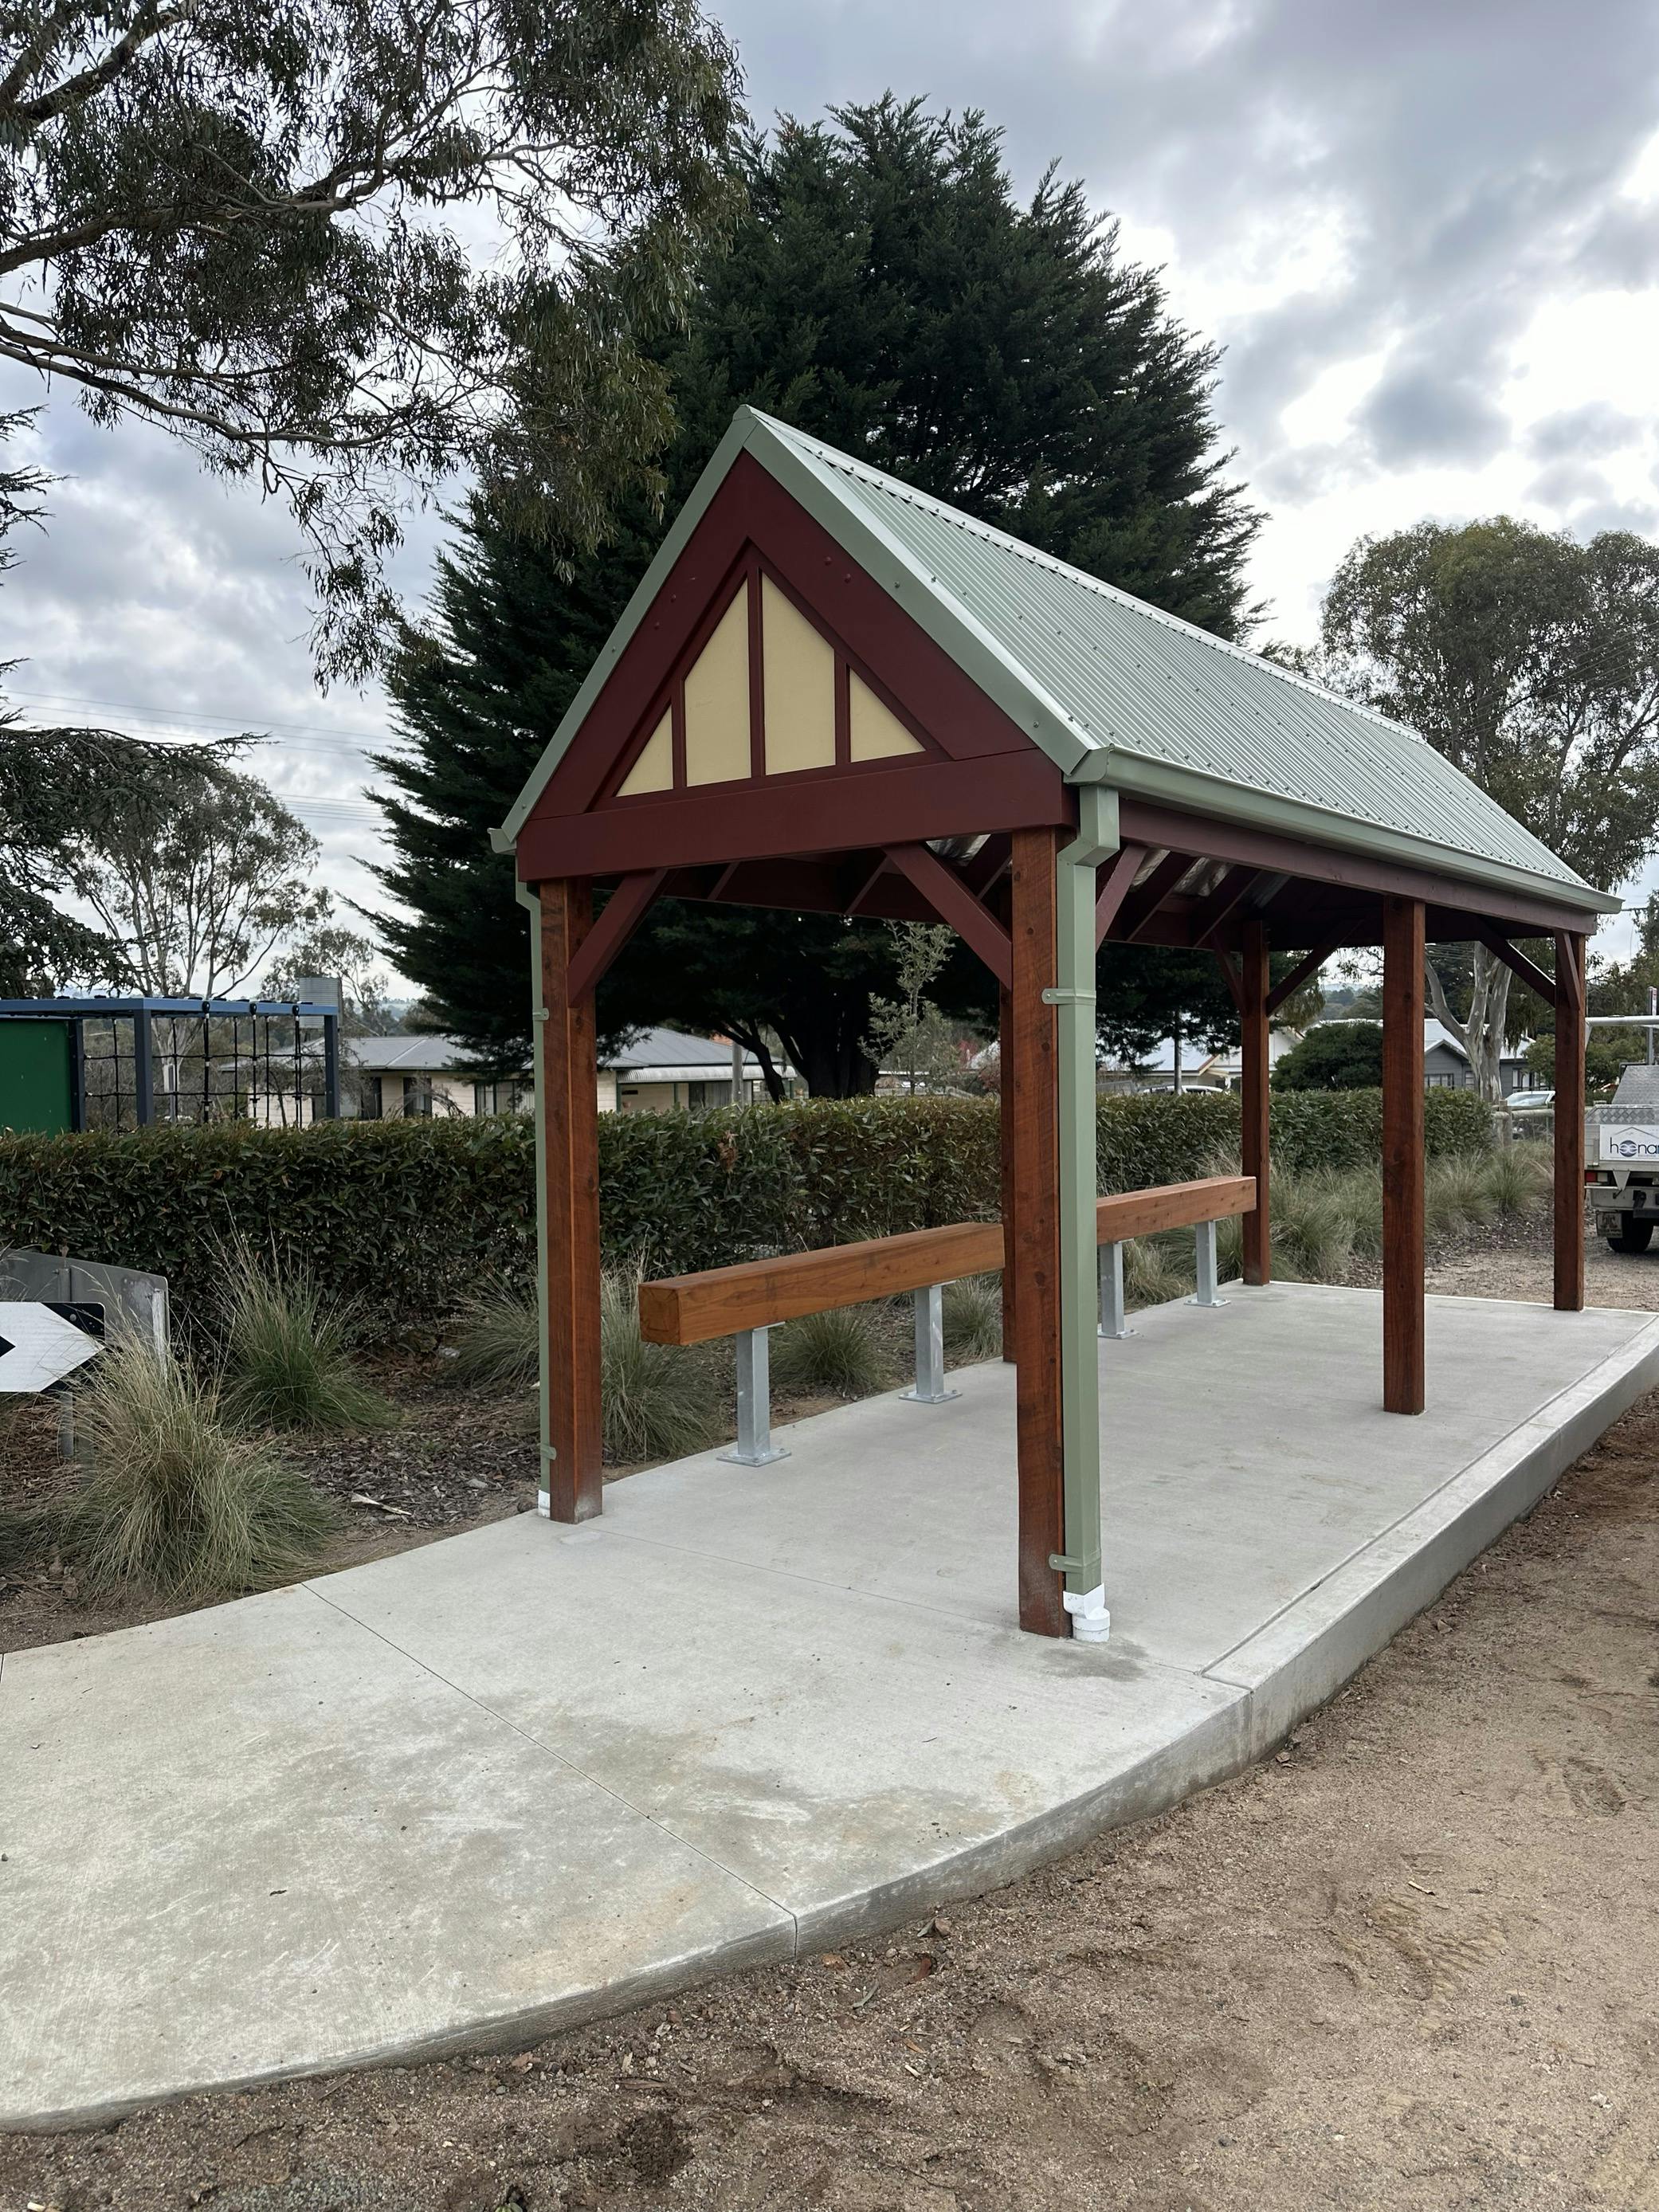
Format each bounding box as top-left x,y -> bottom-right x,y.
516,884 -> 555,1515
1045,785 -> 1119,1632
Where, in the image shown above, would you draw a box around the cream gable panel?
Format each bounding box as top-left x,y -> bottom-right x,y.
683,592 -> 751,786
761,576 -> 836,774
849,670 -> 924,761
617,710 -> 673,796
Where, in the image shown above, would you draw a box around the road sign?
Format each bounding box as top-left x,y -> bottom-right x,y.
0,1302 -> 102,1393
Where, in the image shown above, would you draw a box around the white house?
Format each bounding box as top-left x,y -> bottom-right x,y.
252,1026 -> 791,1122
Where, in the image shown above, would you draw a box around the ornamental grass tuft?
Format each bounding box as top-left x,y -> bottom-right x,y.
219,1257 -> 396,1433
599,1271 -> 720,1464
448,1281 -> 540,1389
770,1304 -> 891,1399
64,1343 -> 337,1602
941,1274 -> 1003,1363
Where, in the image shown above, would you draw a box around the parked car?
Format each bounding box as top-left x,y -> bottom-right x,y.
1504,1088 -> 1553,1112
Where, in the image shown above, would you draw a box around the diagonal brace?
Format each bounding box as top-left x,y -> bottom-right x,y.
1472,923 -> 1555,1006
566,869 -> 667,1002
1266,933 -> 1342,1018
884,841 -> 1013,990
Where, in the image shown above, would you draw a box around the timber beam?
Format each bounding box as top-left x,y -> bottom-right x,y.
1112,850 -> 1194,943
884,841 -> 1014,990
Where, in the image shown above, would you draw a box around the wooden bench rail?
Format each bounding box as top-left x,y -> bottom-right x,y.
637,1175 -> 1254,1347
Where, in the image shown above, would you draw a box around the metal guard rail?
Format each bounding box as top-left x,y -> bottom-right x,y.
637,1174 -> 1255,1467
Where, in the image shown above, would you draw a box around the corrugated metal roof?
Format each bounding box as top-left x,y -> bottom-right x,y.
499,406 -> 1612,916
759,414 -> 1602,904
344,1034 -> 465,1073
610,1026 -> 767,1075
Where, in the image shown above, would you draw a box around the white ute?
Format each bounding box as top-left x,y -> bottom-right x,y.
1589,1063 -> 1659,1253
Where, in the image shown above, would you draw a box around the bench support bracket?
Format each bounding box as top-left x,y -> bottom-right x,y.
900,1284 -> 960,1406
1098,1241 -> 1132,1339
719,1327 -> 790,1468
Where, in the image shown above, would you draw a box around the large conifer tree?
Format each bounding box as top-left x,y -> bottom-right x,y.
374,98 -> 1260,1081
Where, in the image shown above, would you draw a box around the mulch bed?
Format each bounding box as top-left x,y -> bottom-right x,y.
0,1354 -> 543,1657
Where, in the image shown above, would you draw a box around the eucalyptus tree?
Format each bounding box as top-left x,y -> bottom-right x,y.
1319,518 -> 1659,1100
0,0 -> 743,673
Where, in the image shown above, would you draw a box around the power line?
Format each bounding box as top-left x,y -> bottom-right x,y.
6,685 -> 393,759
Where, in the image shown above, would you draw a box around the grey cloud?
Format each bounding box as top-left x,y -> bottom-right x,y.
1575,201 -> 1659,288
1572,495 -> 1659,538
1525,459 -> 1615,510
1528,403 -> 1645,460
723,0 -> 1659,466
1357,365 -> 1510,470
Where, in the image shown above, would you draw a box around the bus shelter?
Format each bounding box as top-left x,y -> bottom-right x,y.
497,407 -> 1614,1639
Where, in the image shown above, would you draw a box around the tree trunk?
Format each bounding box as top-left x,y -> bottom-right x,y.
726,1021 -> 786,1104
1425,943 -> 1513,1104
771,1010 -> 879,1096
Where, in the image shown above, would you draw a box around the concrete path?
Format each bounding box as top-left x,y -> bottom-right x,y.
5,1284 -> 1657,2130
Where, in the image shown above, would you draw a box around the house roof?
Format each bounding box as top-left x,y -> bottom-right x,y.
609,1026 -> 769,1078
344,1034 -> 466,1074
345,1027 -> 777,1082
498,406 -> 1612,920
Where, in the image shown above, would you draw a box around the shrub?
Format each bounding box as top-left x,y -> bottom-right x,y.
219,1258 -> 395,1431
771,1305 -> 890,1398
0,1088 -> 1492,1339
942,1275 -> 1003,1363
449,1282 -> 540,1389
1271,1022 -> 1385,1091
64,1343 -> 337,1600
598,1273 -> 719,1465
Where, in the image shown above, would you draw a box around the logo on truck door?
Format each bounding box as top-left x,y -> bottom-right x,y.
1602,1124 -> 1659,1160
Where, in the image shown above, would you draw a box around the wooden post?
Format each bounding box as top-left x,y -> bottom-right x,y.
1382,896 -> 1426,1414
539,880 -> 604,1519
1240,920 -> 1271,1285
998,982 -> 1017,1362
1554,931 -> 1586,1313
1008,827 -> 1066,1636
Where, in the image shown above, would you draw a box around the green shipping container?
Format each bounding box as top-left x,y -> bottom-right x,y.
0,1020 -> 76,1134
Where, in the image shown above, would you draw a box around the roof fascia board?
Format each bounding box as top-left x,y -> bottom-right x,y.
1081,751 -> 1616,919
495,410 -> 762,849
746,413 -> 1101,777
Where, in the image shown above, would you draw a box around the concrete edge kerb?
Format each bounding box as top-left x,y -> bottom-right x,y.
1206,1315 -> 1659,1755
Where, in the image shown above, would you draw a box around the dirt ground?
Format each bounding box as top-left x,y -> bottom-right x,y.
1430,1224 -> 1659,1310
6,1255 -> 1659,2210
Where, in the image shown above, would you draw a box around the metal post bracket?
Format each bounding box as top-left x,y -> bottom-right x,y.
900,1283 -> 960,1406
720,1325 -> 790,1467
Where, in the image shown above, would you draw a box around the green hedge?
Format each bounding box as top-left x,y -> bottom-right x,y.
0,1087 -> 1491,1335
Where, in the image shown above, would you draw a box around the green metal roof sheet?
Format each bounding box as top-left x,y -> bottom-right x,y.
500,406 -> 1614,916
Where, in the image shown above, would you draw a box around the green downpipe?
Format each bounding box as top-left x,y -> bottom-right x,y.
516,883 -> 554,1516
1049,786 -> 1118,1626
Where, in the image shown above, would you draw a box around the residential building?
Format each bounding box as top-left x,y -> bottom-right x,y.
250,1026 -> 790,1122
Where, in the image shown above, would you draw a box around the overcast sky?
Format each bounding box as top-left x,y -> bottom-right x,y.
7,0 -> 1659,964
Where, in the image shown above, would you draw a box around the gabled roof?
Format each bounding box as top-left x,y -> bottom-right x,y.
609,1026 -> 778,1078
500,407 -> 1613,916
344,1034 -> 466,1073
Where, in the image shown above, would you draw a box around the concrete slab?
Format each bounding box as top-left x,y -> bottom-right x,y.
4,1284 -> 1657,2129
314,1525 -> 1249,1950
0,1583 -> 792,2130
